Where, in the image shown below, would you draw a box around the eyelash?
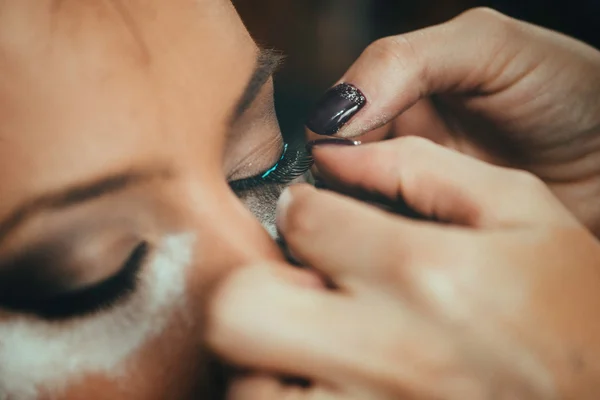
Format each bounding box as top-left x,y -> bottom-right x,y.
0,145 -> 309,320
0,242 -> 149,320
228,142 -> 314,192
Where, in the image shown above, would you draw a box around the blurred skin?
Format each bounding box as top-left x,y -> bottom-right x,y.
3,4 -> 600,399
0,1 -> 315,399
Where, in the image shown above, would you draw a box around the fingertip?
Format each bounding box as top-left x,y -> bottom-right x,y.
276,186 -> 293,233
277,183 -> 320,233
309,140 -> 385,193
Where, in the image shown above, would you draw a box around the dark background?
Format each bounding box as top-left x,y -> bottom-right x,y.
232,0 -> 600,138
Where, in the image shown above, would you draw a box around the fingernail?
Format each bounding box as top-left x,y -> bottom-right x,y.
276,187 -> 293,233
306,138 -> 361,155
305,83 -> 367,136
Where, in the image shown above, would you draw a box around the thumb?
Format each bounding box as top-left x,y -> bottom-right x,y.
311,136 -> 576,228
205,263 -> 364,384
305,8 -> 533,138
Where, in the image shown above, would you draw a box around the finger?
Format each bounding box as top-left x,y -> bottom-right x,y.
308,100 -> 454,147
305,8 -> 534,138
311,136 -> 577,228
309,100 -> 454,197
229,375 -> 343,400
208,263 -> 466,400
307,124 -> 392,182
276,183 -> 451,280
206,262 -> 372,383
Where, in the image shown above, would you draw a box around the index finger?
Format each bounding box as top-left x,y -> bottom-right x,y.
276,183 -> 452,285
311,137 -> 576,228
305,8 -> 533,138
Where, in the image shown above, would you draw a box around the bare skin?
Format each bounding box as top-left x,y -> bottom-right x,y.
210,137 -> 600,400
308,7 -> 600,236
209,9 -> 600,400
0,1 -> 308,399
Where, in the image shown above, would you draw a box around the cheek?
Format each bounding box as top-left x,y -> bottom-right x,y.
0,233 -> 196,400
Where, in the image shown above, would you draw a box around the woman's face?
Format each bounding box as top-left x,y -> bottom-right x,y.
0,1 -> 302,398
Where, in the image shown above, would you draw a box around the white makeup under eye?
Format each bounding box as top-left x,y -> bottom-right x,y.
0,233 -> 196,400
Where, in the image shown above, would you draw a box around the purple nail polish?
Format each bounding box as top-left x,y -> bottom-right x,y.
305,83 -> 367,136
306,138 -> 361,155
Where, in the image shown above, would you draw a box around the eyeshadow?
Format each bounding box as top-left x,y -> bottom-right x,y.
0,243 -> 72,302
0,241 -> 147,320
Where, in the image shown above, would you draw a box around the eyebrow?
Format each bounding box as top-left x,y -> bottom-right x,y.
0,49 -> 282,245
229,48 -> 285,126
0,168 -> 172,245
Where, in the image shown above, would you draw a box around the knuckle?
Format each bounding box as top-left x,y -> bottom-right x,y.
463,200 -> 487,227
500,168 -> 551,206
394,135 -> 434,155
458,7 -> 520,36
387,136 -> 438,210
510,169 -> 546,193
374,227 -> 419,286
459,7 -> 506,24
449,8 -> 526,85
366,35 -> 420,73
282,187 -> 320,241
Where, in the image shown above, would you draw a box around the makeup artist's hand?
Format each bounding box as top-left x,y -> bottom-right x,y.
208,137 -> 600,400
305,7 -> 600,236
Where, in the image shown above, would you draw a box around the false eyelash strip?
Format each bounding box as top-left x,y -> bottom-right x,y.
261,143 -> 289,179
229,142 -> 314,192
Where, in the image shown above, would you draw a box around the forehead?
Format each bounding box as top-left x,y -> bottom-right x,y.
0,0 -> 256,218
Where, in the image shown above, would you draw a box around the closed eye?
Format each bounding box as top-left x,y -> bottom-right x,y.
0,241 -> 150,320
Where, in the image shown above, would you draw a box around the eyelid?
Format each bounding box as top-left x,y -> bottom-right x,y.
0,241 -> 149,320
230,49 -> 285,125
